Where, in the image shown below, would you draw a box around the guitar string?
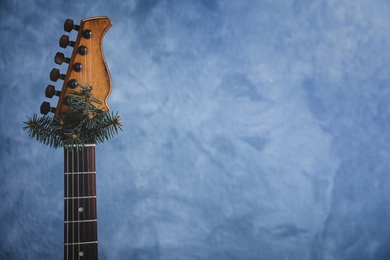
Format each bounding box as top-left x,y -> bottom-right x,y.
84,146 -> 88,259
78,32 -> 91,258
77,34 -> 85,259
65,149 -> 66,260
70,147 -> 73,260
86,31 -> 92,259
71,147 -> 79,259
66,147 -> 69,260
78,147 -> 81,259
78,38 -> 84,259
88,34 -> 94,257
82,31 -> 90,259
80,146 -> 85,259
70,147 -> 74,260
72,148 -> 75,260
85,146 -> 87,258
76,29 -> 83,255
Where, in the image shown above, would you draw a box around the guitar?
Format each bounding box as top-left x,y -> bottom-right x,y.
37,16 -> 113,260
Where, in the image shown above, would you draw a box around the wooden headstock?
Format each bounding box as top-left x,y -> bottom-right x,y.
41,16 -> 112,115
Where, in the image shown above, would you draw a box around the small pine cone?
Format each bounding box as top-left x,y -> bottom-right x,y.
114,117 -> 121,128
87,112 -> 94,120
70,134 -> 80,141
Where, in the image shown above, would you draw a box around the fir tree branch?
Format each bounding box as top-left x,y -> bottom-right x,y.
23,84 -> 122,148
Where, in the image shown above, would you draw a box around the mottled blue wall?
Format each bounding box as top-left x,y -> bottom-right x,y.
1,0 -> 390,259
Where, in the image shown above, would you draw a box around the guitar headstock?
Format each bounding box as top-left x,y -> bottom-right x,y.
41,16 -> 112,115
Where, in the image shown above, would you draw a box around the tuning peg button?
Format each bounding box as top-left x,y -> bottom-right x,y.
82,29 -> 93,39
40,101 -> 55,115
64,19 -> 80,32
54,52 -> 70,65
59,35 -> 75,49
67,79 -> 78,89
50,68 -> 65,82
45,85 -> 61,98
72,62 -> 83,72
78,46 -> 88,55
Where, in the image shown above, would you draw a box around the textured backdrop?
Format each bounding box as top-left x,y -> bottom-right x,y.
1,0 -> 390,259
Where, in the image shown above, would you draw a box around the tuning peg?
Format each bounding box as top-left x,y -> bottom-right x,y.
40,101 -> 55,115
54,52 -> 70,65
50,68 -> 65,82
82,29 -> 93,39
72,62 -> 83,72
45,85 -> 61,98
67,79 -> 78,89
59,35 -> 75,49
77,45 -> 88,55
64,19 -> 80,32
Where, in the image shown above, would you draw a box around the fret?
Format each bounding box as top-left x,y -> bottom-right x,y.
65,241 -> 98,246
65,171 -> 96,175
65,196 -> 97,199
65,219 -> 97,224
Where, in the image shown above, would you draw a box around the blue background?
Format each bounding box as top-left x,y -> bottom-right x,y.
1,0 -> 390,259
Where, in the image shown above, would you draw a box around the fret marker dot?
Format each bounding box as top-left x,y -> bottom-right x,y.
79,251 -> 84,257
78,207 -> 84,213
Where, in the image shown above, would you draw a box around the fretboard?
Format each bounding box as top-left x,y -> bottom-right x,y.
64,144 -> 98,260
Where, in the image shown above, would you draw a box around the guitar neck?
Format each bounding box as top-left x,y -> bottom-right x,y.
64,144 -> 98,260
